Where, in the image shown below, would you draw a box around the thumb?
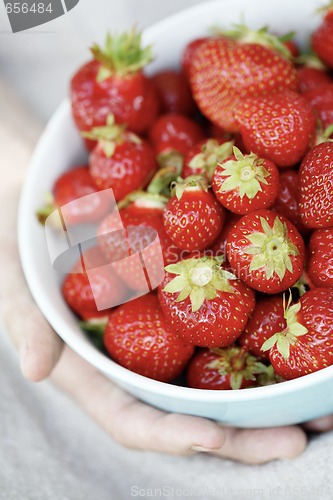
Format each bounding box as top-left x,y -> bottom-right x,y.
18,308 -> 64,381
5,296 -> 63,381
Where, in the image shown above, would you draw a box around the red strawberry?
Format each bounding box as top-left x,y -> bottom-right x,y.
302,83 -> 333,130
212,147 -> 279,215
262,289 -> 333,380
182,138 -> 234,181
210,213 -> 241,260
298,142 -> 333,228
98,193 -> 183,291
84,115 -> 156,201
312,2 -> 333,68
307,228 -> 333,288
283,39 -> 299,58
297,54 -> 331,93
236,90 -> 316,168
238,295 -> 286,361
149,113 -> 205,156
151,69 -> 196,116
298,66 -> 331,93
271,169 -> 310,236
103,294 -> 194,382
62,247 -> 128,321
181,37 -> 210,81
70,29 -> 159,135
226,210 -> 305,294
36,165 -> 112,225
163,176 -> 225,251
158,256 -> 255,347
187,347 -> 267,390
190,26 -> 298,132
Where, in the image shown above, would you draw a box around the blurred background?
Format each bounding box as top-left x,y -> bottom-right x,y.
0,0 -> 213,121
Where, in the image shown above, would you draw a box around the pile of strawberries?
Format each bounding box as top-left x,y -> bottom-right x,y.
38,4 -> 333,390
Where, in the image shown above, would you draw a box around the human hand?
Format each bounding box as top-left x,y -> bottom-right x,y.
1,177 -> 306,464
18,319 -> 308,464
0,82 -> 308,465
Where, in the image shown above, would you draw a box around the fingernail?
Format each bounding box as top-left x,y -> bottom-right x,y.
191,445 -> 218,453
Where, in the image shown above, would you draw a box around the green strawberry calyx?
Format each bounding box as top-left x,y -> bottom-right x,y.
80,318 -> 109,350
170,176 -> 208,201
291,271 -> 315,298
315,122 -> 333,145
147,151 -> 184,196
117,191 -> 168,211
317,0 -> 333,17
324,123 -> 333,140
36,192 -> 58,225
91,28 -> 154,82
163,257 -> 237,312
222,25 -> 293,59
189,140 -> 234,181
243,215 -> 300,281
80,318 -> 108,334
81,114 -> 141,158
296,53 -> 327,70
207,346 -> 268,390
217,146 -> 270,199
261,294 -> 308,360
256,365 -> 282,386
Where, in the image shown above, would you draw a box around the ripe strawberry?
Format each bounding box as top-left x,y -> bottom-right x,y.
271,169 -> 310,236
36,165 -> 112,225
210,213 -> 241,260
302,83 -> 333,130
84,115 -> 156,201
190,26 -> 298,132
262,289 -> 333,380
158,256 -> 255,347
238,295 -> 286,361
181,37 -> 210,80
151,69 -> 196,116
149,113 -> 205,156
226,210 -> 305,294
187,347 -> 268,390
182,138 -> 234,181
283,39 -> 299,58
298,66 -> 331,93
298,142 -> 333,228
62,247 -> 128,321
98,193 -> 183,291
312,2 -> 333,69
297,54 -> 331,93
236,90 -> 316,168
70,29 -> 159,135
163,176 -> 225,251
103,294 -> 194,382
212,147 -> 279,215
307,228 -> 333,288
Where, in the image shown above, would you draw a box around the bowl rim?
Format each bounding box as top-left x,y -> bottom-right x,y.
18,0 -> 333,405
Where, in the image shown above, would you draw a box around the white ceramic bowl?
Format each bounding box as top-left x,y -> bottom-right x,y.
18,0 -> 333,428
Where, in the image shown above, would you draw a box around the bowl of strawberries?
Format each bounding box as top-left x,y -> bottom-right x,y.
18,0 -> 333,428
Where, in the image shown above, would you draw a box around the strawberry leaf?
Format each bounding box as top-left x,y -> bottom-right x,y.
218,149 -> 270,200
261,334 -> 278,352
91,28 -> 154,79
244,215 -> 300,281
163,257 -> 237,312
277,336 -> 290,359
